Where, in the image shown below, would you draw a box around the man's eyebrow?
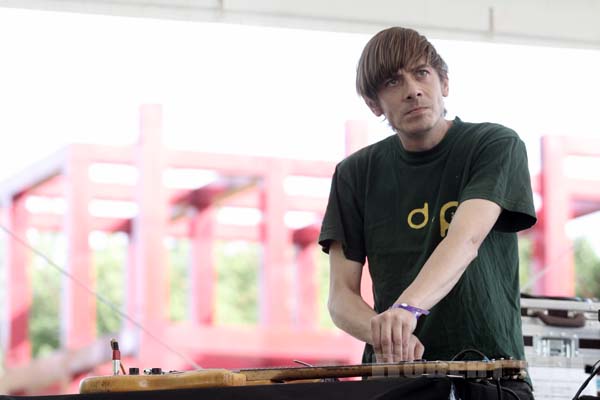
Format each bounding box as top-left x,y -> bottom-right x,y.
381,71 -> 401,82
411,63 -> 430,71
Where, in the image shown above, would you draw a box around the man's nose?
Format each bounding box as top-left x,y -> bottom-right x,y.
405,78 -> 422,100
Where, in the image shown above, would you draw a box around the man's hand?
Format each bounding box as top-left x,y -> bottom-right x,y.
371,308 -> 422,362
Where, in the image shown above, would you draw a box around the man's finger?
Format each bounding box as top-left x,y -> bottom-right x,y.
379,317 -> 393,363
371,317 -> 382,362
391,315 -> 403,362
414,336 -> 425,360
406,335 -> 424,362
402,320 -> 411,361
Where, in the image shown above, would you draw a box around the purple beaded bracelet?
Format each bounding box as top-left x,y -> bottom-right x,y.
390,303 -> 430,319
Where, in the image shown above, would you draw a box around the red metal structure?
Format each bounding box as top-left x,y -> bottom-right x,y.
532,135 -> 600,296
0,105 -> 372,394
1,105 -> 597,394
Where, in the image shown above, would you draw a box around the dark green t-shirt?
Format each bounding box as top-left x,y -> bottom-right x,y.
319,117 -> 537,364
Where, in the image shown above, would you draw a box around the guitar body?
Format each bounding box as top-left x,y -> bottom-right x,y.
79,369 -> 247,393
79,360 -> 527,394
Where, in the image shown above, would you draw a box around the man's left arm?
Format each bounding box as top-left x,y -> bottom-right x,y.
398,197 -> 501,309
370,198 -> 501,362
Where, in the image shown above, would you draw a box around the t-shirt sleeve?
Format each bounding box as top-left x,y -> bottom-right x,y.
318,164 -> 366,264
459,131 -> 537,232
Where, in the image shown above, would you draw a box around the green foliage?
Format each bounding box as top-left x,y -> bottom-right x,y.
518,235 -> 533,292
573,237 -> 600,299
27,231 -> 128,356
518,234 -> 600,299
93,233 -> 127,335
168,238 -> 190,322
214,241 -> 259,325
29,231 -> 61,357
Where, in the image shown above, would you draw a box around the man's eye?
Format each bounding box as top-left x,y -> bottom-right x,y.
385,78 -> 398,87
416,69 -> 430,77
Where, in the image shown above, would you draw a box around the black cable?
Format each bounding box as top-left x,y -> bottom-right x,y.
495,379 -> 504,400
572,361 -> 600,400
449,348 -> 491,361
489,379 -> 523,400
589,359 -> 600,372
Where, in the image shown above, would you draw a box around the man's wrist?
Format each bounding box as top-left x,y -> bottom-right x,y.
390,303 -> 430,319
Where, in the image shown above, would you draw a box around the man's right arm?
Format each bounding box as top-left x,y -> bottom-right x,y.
327,241 -> 376,344
328,241 -> 425,362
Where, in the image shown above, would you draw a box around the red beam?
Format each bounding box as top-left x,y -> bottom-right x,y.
167,150 -> 336,178
5,195 -> 32,367
568,179 -> 600,200
131,104 -> 169,328
125,241 -> 138,332
564,136 -> 600,157
571,199 -> 600,218
72,143 -> 133,164
29,212 -> 261,240
62,147 -> 95,349
29,213 -> 129,233
539,136 -> 574,296
189,206 -> 216,325
260,161 -> 293,326
0,149 -> 65,202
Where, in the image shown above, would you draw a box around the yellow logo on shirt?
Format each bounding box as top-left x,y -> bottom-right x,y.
407,201 -> 458,237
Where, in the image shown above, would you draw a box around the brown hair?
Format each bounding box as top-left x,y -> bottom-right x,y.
356,27 -> 448,101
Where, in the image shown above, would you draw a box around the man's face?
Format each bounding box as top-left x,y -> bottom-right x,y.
366,61 -> 449,139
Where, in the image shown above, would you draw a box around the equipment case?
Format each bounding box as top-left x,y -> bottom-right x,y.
521,295 -> 600,399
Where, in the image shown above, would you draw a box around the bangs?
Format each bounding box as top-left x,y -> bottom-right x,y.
356,27 -> 447,100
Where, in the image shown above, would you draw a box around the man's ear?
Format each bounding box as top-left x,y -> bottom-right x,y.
365,97 -> 383,117
442,77 -> 449,97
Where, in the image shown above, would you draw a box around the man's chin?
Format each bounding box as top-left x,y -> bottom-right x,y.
395,123 -> 433,137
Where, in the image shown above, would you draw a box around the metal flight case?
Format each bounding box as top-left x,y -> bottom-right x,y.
521,294 -> 600,399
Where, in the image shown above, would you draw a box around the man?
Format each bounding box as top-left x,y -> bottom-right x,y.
319,27 -> 536,397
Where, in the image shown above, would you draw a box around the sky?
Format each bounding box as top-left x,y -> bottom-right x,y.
1,8 -> 600,244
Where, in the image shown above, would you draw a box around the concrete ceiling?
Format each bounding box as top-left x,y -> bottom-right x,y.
1,0 -> 599,49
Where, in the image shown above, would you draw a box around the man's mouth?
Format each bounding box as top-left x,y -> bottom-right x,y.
406,107 -> 428,115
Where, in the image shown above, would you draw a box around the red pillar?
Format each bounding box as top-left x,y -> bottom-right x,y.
125,236 -> 139,331
62,148 -> 95,349
133,105 -> 169,365
292,226 -> 320,328
540,136 -> 574,296
259,160 -> 293,326
5,194 -> 32,366
189,202 -> 216,325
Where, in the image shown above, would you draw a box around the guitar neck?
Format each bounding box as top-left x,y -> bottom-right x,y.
238,360 -> 527,382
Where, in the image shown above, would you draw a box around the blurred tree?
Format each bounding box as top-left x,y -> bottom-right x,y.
518,234 -> 600,299
29,231 -> 61,357
214,241 -> 259,325
93,233 -> 127,335
168,238 -> 190,322
28,231 -> 128,356
573,237 -> 600,299
518,235 -> 533,292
